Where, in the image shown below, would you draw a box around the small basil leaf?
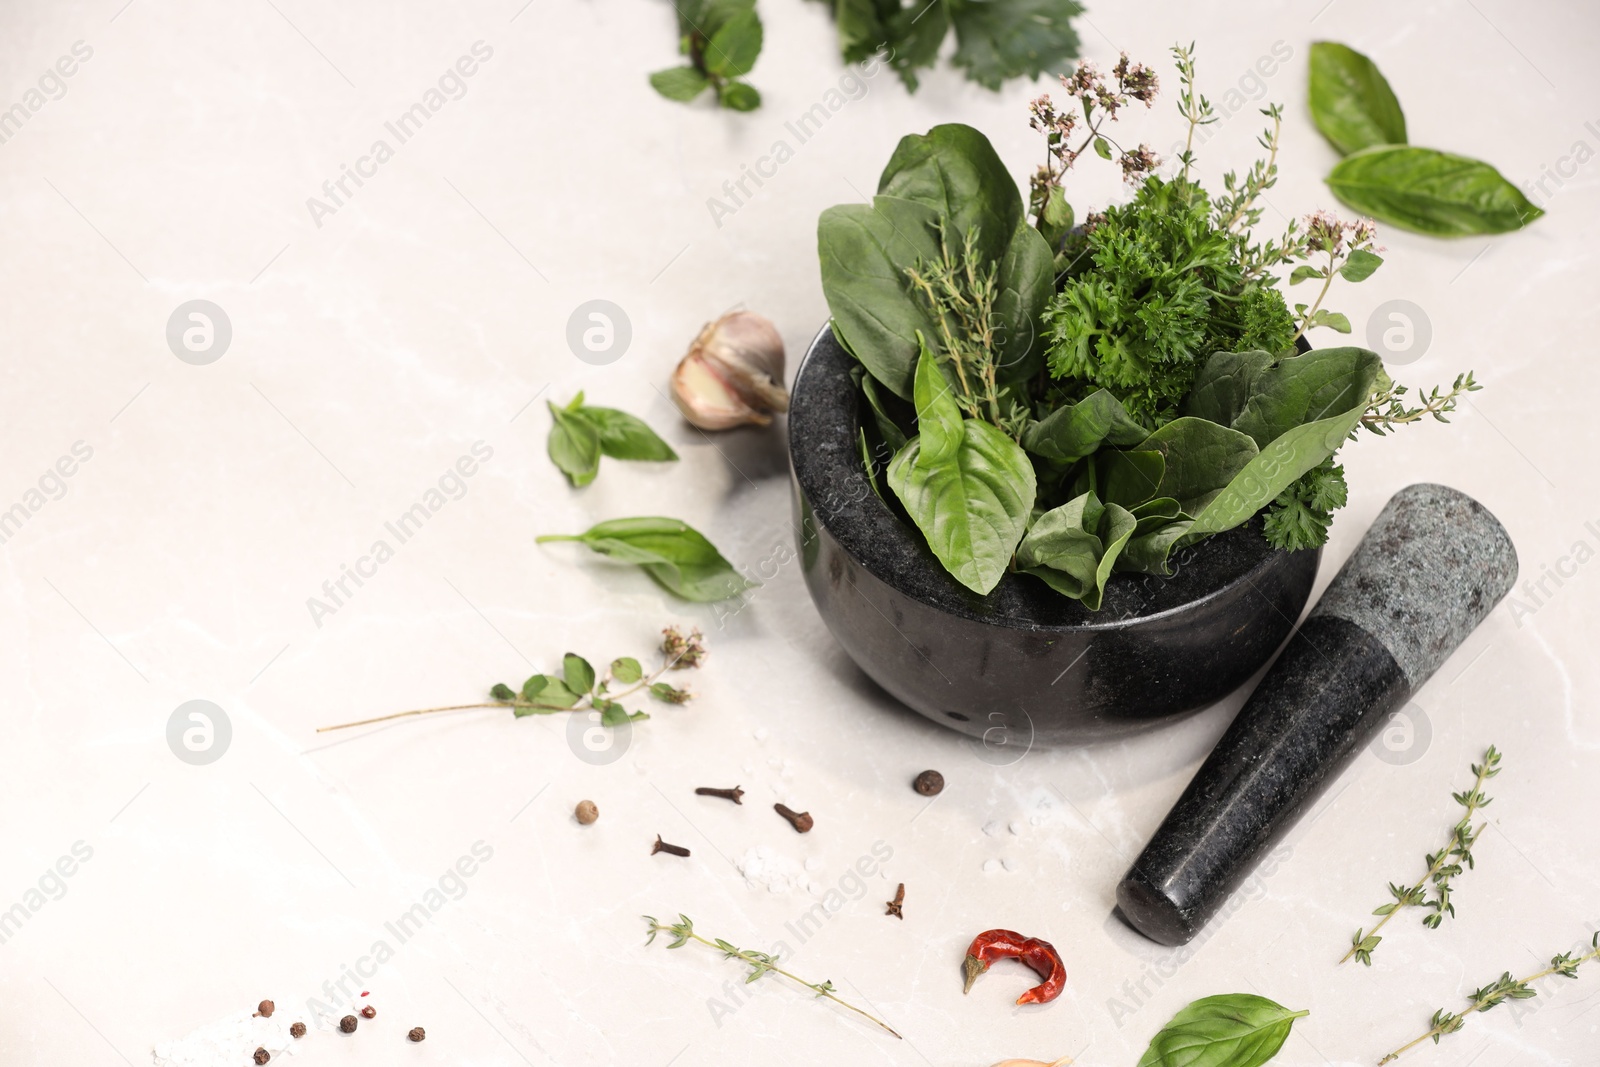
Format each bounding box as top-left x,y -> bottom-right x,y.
650,66 -> 710,102
1309,41 -> 1407,154
563,653 -> 596,695
539,517 -> 755,602
547,402 -> 601,487
610,657 -> 643,684
580,406 -> 679,462
1326,145 -> 1544,236
1136,993 -> 1309,1067
911,336 -> 963,467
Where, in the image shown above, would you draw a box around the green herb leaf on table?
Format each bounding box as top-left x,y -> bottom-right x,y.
1326,145 -> 1544,236
1309,41 -> 1407,155
649,66 -> 711,101
537,517 -> 755,602
563,653 -> 596,696
610,656 -> 643,684
547,395 -> 677,487
1136,994 -> 1309,1067
652,0 -> 764,110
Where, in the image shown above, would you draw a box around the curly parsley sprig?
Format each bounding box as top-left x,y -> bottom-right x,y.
1343,746 -> 1501,966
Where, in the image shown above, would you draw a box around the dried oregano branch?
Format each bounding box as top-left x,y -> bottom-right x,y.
1343,746 -> 1501,965
317,627 -> 704,733
1380,933 -> 1600,1063
644,914 -> 902,1039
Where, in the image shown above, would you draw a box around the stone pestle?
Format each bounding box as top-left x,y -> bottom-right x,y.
1115,484 -> 1519,947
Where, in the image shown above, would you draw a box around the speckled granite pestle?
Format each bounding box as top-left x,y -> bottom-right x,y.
1115,484 -> 1519,946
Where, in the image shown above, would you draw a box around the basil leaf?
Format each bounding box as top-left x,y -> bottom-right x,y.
1022,389 -> 1149,464
818,195 -> 945,399
859,370 -> 909,452
1136,993 -> 1308,1067
580,406 -> 679,462
911,337 -> 963,467
887,418 -> 1035,596
946,0 -> 1085,92
1016,490 -> 1136,610
563,653 -> 596,696
650,66 -> 710,102
1326,145 -> 1544,236
548,402 -> 601,487
610,657 -> 643,684
539,517 -> 755,602
1309,41 -> 1407,155
704,9 -> 762,78
718,80 -> 761,111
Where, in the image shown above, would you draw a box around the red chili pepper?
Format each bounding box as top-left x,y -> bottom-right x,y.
961,928 -> 1066,1005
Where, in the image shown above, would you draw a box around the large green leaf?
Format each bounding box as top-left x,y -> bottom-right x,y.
537,517 -> 755,602
991,219 -> 1054,383
1183,350 -> 1277,427
1016,491 -> 1136,610
1230,347 -> 1383,448
1022,389 -> 1149,464
1308,41 -> 1407,155
946,0 -> 1085,92
1326,145 -> 1543,236
878,124 -> 1021,261
818,196 -> 944,399
888,419 -> 1035,595
1136,994 -> 1308,1067
1136,417 -> 1261,514
1095,449 -> 1165,510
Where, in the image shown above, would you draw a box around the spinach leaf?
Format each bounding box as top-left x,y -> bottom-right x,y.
1016,491 -> 1136,610
879,124 -> 1021,261
887,367 -> 1035,595
1136,417 -> 1261,513
1022,389 -> 1149,464
1184,350 -> 1276,427
537,517 -> 755,602
1326,145 -> 1543,236
1229,346 -> 1383,448
1093,449 -> 1165,510
990,220 -> 1054,383
818,195 -> 945,399
1309,42 -> 1407,154
1136,993 -> 1308,1067
858,370 -> 909,451
548,398 -> 602,487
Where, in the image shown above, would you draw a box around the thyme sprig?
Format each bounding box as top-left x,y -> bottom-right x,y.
1361,372 -> 1481,436
1379,933 -> 1600,1063
644,914 -> 902,1039
316,626 -> 703,733
1343,746 -> 1501,965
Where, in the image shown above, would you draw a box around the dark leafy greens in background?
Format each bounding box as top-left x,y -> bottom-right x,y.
651,0 -> 764,111
547,393 -> 678,487
820,0 -> 1085,92
1136,994 -> 1308,1067
1310,40 -> 1542,235
537,517 -> 754,602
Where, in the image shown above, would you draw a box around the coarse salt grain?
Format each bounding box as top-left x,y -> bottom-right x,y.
153,1010 -> 295,1067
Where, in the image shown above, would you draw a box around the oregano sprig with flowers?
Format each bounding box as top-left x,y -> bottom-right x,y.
316,626 -> 704,733
817,44 -> 1483,605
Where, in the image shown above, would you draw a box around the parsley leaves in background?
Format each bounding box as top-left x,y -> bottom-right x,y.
822,0 -> 1085,91
651,0 -> 764,111
1309,41 -> 1542,235
547,393 -> 678,488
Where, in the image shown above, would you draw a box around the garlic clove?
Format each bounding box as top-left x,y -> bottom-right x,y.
672,311 -> 789,430
672,350 -> 772,430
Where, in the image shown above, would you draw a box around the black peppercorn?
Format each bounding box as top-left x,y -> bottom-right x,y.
408,1026 -> 426,1042
253,1048 -> 270,1065
289,1022 -> 306,1039
340,1015 -> 358,1033
913,770 -> 944,796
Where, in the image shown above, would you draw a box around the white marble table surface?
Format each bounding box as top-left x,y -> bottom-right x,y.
1,0 -> 1596,1064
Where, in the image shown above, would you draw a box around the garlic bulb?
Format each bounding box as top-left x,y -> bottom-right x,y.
671,311 -> 789,430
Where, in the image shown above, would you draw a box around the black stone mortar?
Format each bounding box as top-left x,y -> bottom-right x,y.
788,325 -> 1322,745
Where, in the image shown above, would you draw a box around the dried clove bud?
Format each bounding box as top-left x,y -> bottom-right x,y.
774,803 -> 813,833
671,311 -> 788,430
340,1015 -> 358,1033
575,799 -> 599,825
408,1027 -> 426,1042
289,1022 -> 306,1039
652,834 -> 691,857
886,883 -> 906,919
695,785 -> 744,804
